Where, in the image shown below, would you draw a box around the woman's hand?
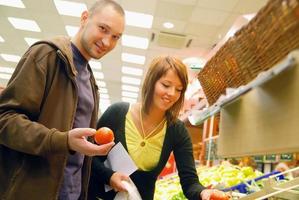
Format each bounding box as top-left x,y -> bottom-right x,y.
200,189 -> 230,200
109,172 -> 130,192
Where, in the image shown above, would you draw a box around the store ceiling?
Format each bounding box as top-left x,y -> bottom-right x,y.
0,0 -> 268,112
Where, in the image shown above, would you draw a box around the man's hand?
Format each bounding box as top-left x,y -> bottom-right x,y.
68,128 -> 115,156
110,172 -> 130,192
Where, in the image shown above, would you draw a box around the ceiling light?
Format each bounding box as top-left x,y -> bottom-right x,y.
96,81 -> 106,87
65,25 -> 79,37
163,22 -> 174,29
100,93 -> 110,99
54,0 -> 87,17
100,99 -> 110,104
0,36 -> 4,42
8,17 -> 41,32
121,76 -> 141,85
121,53 -> 145,65
0,66 -> 14,74
93,71 -> 104,79
99,103 -> 110,113
24,37 -> 40,46
125,10 -> 153,29
122,91 -> 138,98
243,13 -> 256,21
121,34 -> 149,49
0,53 -> 21,62
122,84 -> 139,93
89,60 -> 102,70
99,87 -> 108,94
0,73 -> 11,79
0,0 -> 25,8
183,57 -> 206,70
122,97 -> 137,104
122,66 -> 143,76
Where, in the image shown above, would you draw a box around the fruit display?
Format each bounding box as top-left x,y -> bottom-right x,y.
154,164 -> 263,200
94,127 -> 114,144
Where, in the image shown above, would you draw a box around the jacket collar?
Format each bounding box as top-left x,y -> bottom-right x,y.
33,36 -> 78,76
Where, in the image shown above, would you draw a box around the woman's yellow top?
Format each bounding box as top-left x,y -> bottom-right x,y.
125,111 -> 166,171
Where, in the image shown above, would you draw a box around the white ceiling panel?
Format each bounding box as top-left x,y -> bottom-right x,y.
155,1 -> 194,21
190,7 -> 231,26
196,0 -> 239,12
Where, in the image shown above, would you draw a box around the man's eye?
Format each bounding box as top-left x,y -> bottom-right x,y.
112,35 -> 120,41
99,26 -> 107,32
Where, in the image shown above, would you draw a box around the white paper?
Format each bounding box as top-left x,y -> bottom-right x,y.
113,179 -> 142,200
104,142 -> 138,192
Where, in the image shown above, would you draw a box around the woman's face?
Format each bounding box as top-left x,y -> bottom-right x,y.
152,69 -> 183,112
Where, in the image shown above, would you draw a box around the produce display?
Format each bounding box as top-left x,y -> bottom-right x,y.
154,164 -> 263,200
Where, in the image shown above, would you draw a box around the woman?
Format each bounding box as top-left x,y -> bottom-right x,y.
88,56 -> 228,200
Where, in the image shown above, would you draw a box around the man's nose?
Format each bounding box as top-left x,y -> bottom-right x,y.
102,36 -> 111,47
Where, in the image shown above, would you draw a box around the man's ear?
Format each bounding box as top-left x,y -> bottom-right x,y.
80,10 -> 89,25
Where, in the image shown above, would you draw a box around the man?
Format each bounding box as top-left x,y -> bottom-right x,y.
0,0 -> 125,200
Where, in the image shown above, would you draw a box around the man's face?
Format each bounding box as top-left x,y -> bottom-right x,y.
79,6 -> 125,60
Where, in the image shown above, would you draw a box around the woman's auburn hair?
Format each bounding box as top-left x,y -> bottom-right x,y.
141,56 -> 188,125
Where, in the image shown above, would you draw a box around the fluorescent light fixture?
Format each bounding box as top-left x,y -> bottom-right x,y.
100,98 -> 110,104
163,22 -> 174,29
99,101 -> 111,113
122,84 -> 139,93
0,73 -> 11,79
122,97 -> 137,104
122,66 -> 143,76
54,0 -> 87,17
183,57 -> 206,70
96,80 -> 106,87
93,71 -> 104,79
1,54 -> 21,62
121,53 -> 145,65
8,17 -> 41,32
0,36 -> 4,42
121,76 -> 141,85
121,34 -> 149,49
65,25 -> 79,37
99,87 -> 108,94
0,66 -> 14,74
89,60 -> 102,70
122,91 -> 138,98
125,10 -> 153,29
243,13 -> 256,21
0,0 -> 25,8
24,37 -> 40,46
100,93 -> 109,99
99,104 -> 110,113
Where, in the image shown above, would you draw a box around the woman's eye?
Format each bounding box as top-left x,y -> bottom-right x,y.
162,83 -> 169,88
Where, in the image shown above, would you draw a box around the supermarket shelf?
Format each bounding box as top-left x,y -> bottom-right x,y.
187,52 -> 296,126
239,166 -> 299,200
218,51 -> 299,157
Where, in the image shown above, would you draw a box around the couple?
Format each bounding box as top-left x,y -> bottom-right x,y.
0,0 -> 227,199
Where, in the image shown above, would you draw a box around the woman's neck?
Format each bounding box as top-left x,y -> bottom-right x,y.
139,103 -> 165,123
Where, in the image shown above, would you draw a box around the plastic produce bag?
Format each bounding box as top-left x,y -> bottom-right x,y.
114,179 -> 142,200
